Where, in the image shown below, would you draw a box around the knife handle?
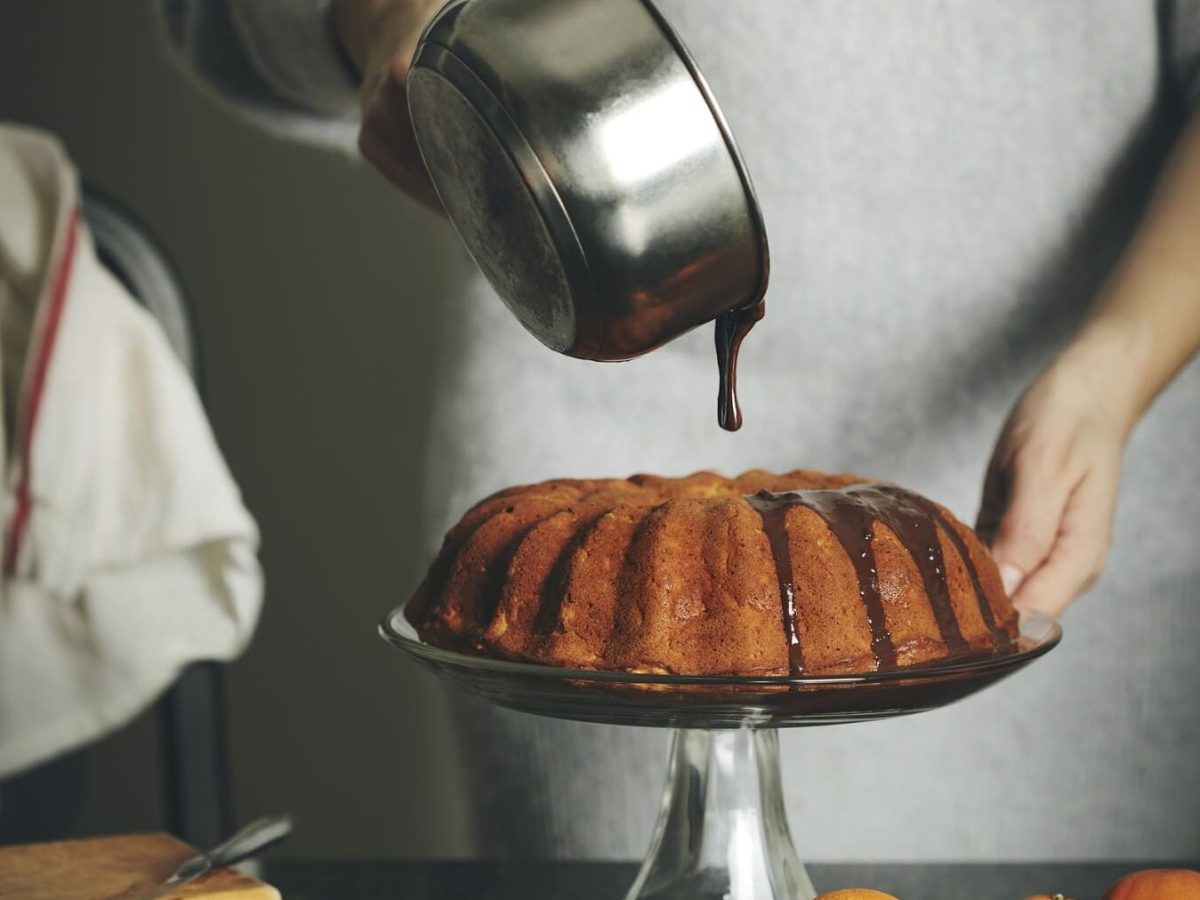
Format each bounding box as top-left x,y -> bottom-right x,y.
206,814 -> 294,869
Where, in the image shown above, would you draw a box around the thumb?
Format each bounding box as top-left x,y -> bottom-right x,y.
979,452 -> 1071,598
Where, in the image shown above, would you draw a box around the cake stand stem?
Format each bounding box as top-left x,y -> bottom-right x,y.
624,727 -> 816,900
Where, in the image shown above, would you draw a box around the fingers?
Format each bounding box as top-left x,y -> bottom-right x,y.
1009,464 -> 1118,619
979,357 -> 1128,618
982,438 -> 1075,598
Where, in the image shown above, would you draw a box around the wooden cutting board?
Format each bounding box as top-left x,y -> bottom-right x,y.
0,832 -> 280,899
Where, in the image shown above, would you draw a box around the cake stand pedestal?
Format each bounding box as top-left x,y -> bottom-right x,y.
381,610 -> 1060,900
628,728 -> 811,900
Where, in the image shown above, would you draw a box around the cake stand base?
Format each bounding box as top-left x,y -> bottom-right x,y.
382,606 -> 1061,900
627,728 -> 814,900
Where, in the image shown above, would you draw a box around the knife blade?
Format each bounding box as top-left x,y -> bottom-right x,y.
165,814 -> 292,890
108,814 -> 292,900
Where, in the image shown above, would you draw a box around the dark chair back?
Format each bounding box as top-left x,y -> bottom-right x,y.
83,191 -> 232,849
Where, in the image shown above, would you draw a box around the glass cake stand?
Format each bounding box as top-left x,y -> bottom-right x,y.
380,608 -> 1061,900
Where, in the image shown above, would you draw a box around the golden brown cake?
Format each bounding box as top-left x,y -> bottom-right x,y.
407,470 -> 1019,676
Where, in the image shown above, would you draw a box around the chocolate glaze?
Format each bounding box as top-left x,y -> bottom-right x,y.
748,498 -> 806,674
749,489 -> 897,672
715,299 -> 765,431
857,485 -> 969,656
904,496 -> 1014,652
748,485 -> 1003,675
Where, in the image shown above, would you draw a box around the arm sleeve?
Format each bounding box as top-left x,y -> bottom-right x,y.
160,0 -> 361,149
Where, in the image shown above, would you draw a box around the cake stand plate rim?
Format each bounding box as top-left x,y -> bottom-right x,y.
379,603 -> 1060,687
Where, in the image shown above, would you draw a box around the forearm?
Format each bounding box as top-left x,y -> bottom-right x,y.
331,0 -> 388,73
1059,111 -> 1200,435
162,0 -> 361,148
223,0 -> 360,115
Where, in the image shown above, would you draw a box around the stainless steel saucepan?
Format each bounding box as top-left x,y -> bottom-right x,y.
407,0 -> 769,362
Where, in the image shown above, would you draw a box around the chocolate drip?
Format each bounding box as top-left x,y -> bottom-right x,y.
775,489 -> 899,670
745,494 -> 805,675
903,496 -> 1013,652
856,486 -> 969,656
715,299 -> 765,432
747,484 -> 1004,673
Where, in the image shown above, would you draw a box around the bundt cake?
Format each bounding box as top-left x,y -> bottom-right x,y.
407,470 -> 1019,676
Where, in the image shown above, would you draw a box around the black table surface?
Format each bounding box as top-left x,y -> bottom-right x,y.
263,860 -> 1199,900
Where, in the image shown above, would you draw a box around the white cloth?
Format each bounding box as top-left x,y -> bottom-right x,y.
0,124 -> 262,778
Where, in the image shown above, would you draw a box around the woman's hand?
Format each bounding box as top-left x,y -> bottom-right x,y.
976,345 -> 1129,619
332,0 -> 446,210
980,110 -> 1200,617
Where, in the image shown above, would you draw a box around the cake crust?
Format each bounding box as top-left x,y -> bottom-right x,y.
409,470 -> 1019,676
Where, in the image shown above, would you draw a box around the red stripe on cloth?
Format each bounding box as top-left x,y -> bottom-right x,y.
3,208 -> 80,576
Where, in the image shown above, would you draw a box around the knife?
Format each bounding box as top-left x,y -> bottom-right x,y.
111,814 -> 293,899
164,814 -> 292,888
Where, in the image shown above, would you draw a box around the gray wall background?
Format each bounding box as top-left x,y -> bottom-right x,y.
1,0 -> 475,858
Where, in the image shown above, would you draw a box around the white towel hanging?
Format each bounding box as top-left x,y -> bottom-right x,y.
0,123 -> 263,778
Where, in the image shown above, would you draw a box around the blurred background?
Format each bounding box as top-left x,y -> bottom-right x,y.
0,0 -> 474,859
